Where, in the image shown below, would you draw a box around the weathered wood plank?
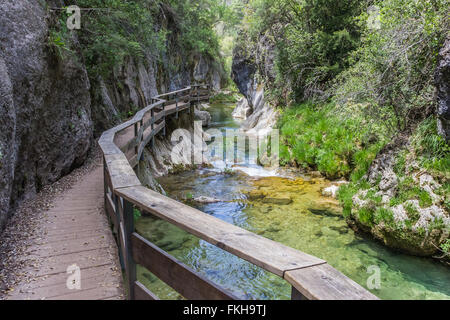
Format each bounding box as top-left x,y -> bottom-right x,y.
134,281 -> 160,300
121,136 -> 138,153
155,87 -> 191,98
284,264 -> 379,300
291,286 -> 307,300
129,154 -> 139,168
132,233 -> 237,300
98,138 -> 122,156
104,153 -> 141,190
165,102 -> 190,116
122,199 -> 137,299
117,186 -> 325,277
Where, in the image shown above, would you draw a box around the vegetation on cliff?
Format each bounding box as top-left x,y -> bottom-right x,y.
232,0 -> 449,257
49,0 -> 228,79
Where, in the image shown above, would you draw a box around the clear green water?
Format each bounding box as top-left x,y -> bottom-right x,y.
135,102 -> 450,300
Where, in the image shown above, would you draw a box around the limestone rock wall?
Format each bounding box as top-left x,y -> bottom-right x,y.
435,36 -> 450,142
0,1 -> 225,232
231,32 -> 279,133
0,0 -> 93,231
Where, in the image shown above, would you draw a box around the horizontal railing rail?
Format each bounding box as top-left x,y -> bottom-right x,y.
98,84 -> 378,301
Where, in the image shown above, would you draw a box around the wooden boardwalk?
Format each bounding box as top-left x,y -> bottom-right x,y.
6,165 -> 124,300
99,86 -> 378,300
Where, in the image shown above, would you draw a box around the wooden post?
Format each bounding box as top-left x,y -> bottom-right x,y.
123,199 -> 137,300
103,157 -> 108,223
189,86 -> 193,111
134,123 -> 138,156
151,109 -> 155,131
113,193 -> 125,270
151,108 -> 155,149
291,286 -> 308,300
162,101 -> 166,137
175,96 -> 179,119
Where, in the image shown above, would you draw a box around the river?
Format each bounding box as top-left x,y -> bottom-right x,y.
135,101 -> 450,300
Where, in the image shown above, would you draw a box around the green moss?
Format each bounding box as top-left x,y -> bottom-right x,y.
436,183 -> 450,212
411,118 -> 450,174
441,239 -> 450,254
428,218 -> 446,232
365,189 -> 382,205
393,150 -> 407,177
405,203 -> 420,223
279,103 -> 385,179
390,176 -> 434,208
337,183 -> 358,218
358,207 -> 374,226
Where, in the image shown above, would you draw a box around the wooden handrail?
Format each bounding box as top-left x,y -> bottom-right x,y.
98,85 -> 378,301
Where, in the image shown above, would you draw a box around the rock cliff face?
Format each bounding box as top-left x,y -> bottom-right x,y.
91,52 -> 222,136
0,1 -> 93,231
435,37 -> 450,142
137,113 -> 209,190
231,33 -> 279,134
0,1 -> 225,231
346,135 -> 449,257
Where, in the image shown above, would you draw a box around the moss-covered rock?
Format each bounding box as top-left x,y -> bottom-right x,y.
341,131 -> 449,258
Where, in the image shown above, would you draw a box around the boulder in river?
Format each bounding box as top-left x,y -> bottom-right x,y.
193,196 -> 222,204
262,195 -> 293,205
435,36 -> 450,141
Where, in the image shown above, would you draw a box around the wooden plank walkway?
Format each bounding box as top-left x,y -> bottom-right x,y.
5,165 -> 124,300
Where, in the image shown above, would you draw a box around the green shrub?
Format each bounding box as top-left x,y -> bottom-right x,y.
337,183 -> 360,218
374,207 -> 394,225
411,117 -> 450,173
133,208 -> 142,221
52,0 -> 226,79
358,207 -> 374,226
441,239 -> 450,254
404,203 -> 420,223
279,103 -> 385,179
332,0 -> 448,130
242,0 -> 367,102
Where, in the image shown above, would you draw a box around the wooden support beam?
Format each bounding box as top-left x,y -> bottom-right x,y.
99,85 -> 379,301
285,264 -> 378,300
134,281 -> 160,300
116,186 -> 325,278
122,199 -> 137,300
132,233 -> 237,300
291,286 -> 307,300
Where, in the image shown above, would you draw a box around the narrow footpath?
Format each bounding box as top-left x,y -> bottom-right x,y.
2,153 -> 124,300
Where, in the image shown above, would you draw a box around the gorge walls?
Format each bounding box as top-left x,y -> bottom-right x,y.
0,0 -> 225,231
0,0 -> 93,231
231,32 -> 279,134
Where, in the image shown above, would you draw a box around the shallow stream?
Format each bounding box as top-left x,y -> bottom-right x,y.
135,101 -> 450,300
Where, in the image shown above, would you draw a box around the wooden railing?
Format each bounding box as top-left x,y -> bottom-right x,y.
98,84 -> 378,301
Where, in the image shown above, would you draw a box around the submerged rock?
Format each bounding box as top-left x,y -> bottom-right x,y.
262,195 -> 293,205
246,190 -> 266,201
193,196 -> 222,204
322,185 -> 340,198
